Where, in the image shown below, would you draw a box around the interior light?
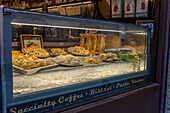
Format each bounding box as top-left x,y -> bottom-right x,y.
11,22 -> 125,33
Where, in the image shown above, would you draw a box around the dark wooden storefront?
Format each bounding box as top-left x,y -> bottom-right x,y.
0,0 -> 169,113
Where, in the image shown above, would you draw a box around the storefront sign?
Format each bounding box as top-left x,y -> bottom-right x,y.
112,0 -> 122,18
136,0 -> 148,17
7,75 -> 148,113
124,0 -> 135,17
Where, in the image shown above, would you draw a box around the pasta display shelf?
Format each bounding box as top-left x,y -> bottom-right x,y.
13,60 -> 145,95
0,7 -> 150,113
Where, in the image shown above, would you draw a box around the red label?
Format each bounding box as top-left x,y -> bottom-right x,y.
114,5 -> 119,12
126,4 -> 130,11
141,2 -> 146,10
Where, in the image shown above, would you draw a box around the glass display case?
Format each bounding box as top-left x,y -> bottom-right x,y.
0,7 -> 150,113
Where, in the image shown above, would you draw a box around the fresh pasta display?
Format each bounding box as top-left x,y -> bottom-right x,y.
12,29 -> 147,94
9,14 -> 149,101
0,8 -> 150,113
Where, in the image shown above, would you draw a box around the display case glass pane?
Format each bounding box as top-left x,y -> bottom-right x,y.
11,17 -> 148,97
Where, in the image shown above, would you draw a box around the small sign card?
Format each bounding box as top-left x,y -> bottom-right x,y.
136,20 -> 154,38
20,34 -> 43,50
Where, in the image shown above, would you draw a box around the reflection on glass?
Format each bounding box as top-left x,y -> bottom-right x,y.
11,19 -> 147,96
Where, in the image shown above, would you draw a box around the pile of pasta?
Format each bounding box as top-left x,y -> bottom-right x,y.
70,46 -> 90,56
24,46 -> 49,57
12,51 -> 53,70
51,48 -> 67,55
82,58 -> 102,64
